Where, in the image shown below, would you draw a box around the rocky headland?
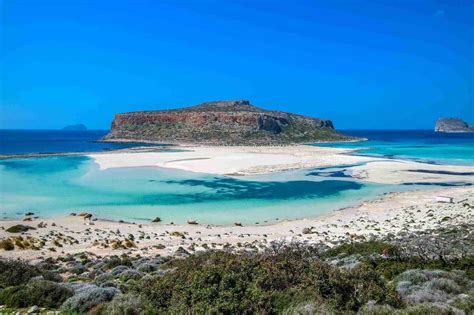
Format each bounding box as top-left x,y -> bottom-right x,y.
104,100 -> 357,145
435,118 -> 474,133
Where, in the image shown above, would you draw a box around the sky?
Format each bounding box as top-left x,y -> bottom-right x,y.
0,0 -> 473,130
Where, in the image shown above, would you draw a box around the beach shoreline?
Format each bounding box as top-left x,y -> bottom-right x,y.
1,144 -> 473,261
0,136 -> 367,159
88,145 -> 474,184
1,184 -> 472,261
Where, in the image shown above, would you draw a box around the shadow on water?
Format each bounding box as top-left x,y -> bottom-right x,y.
407,169 -> 474,176
402,182 -> 473,187
153,178 -> 364,203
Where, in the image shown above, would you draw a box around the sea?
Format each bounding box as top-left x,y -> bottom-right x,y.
0,130 -> 161,155
0,129 -> 472,224
314,130 -> 474,166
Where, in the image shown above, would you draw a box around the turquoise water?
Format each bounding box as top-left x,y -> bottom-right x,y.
317,130 -> 474,166
1,129 -> 471,224
0,156 -> 396,224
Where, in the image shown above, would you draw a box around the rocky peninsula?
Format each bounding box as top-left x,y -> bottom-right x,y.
104,100 -> 356,145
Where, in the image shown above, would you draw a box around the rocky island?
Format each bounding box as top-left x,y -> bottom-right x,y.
104,100 -> 356,145
62,124 -> 87,131
435,118 -> 474,133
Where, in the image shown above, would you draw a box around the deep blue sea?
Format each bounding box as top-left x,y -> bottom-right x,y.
0,129 -> 472,224
0,130 -> 159,155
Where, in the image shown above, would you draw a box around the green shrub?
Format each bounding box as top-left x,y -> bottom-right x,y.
449,292 -> 474,313
133,249 -> 399,313
0,259 -> 41,288
0,285 -> 29,307
282,300 -> 333,315
118,269 -> 144,282
394,269 -> 473,305
61,285 -> 118,313
0,280 -> 73,308
397,303 -> 459,315
103,293 -> 149,315
27,280 -> 74,308
322,241 -> 399,259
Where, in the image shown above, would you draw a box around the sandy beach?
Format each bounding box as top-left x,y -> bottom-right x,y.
0,145 -> 474,259
0,185 -> 472,261
89,145 -> 474,184
1,145 -> 473,261
89,145 -> 374,176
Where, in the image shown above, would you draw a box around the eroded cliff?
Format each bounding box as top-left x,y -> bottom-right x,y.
104,100 -> 355,145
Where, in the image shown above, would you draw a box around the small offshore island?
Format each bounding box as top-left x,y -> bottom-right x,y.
62,124 -> 88,131
435,118 -> 474,133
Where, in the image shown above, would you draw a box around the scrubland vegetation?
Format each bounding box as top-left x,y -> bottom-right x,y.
0,224 -> 472,314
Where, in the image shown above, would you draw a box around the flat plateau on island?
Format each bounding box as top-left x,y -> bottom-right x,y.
1,145 -> 473,261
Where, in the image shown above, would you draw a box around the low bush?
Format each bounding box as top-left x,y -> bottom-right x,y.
61,285 -> 118,313
1,233 -> 471,313
0,286 -> 29,307
322,240 -> 399,259
449,292 -> 474,314
0,259 -> 41,288
136,262 -> 157,273
95,272 -> 114,284
394,269 -> 473,306
25,280 -> 73,308
119,269 -> 144,282
0,280 -> 73,308
103,293 -> 149,315
133,249 -> 400,313
358,303 -> 465,315
111,265 -> 130,276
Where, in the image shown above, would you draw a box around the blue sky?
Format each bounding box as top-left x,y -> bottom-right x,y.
1,0 -> 473,129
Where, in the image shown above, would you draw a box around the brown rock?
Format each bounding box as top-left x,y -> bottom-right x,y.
103,100 -> 355,145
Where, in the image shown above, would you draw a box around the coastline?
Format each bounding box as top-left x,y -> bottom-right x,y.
87,145 -> 474,184
1,185 -> 472,261
1,143 -> 473,261
88,145 -> 377,176
0,136 -> 366,159
99,136 -> 369,146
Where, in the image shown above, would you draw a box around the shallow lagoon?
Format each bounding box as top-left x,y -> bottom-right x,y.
0,156 -> 399,224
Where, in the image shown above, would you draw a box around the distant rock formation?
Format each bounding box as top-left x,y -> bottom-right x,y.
104,100 -> 357,145
435,118 -> 474,133
62,124 -> 87,131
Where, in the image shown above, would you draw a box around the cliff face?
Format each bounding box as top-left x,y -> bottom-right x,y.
435,118 -> 474,133
104,100 -> 355,145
